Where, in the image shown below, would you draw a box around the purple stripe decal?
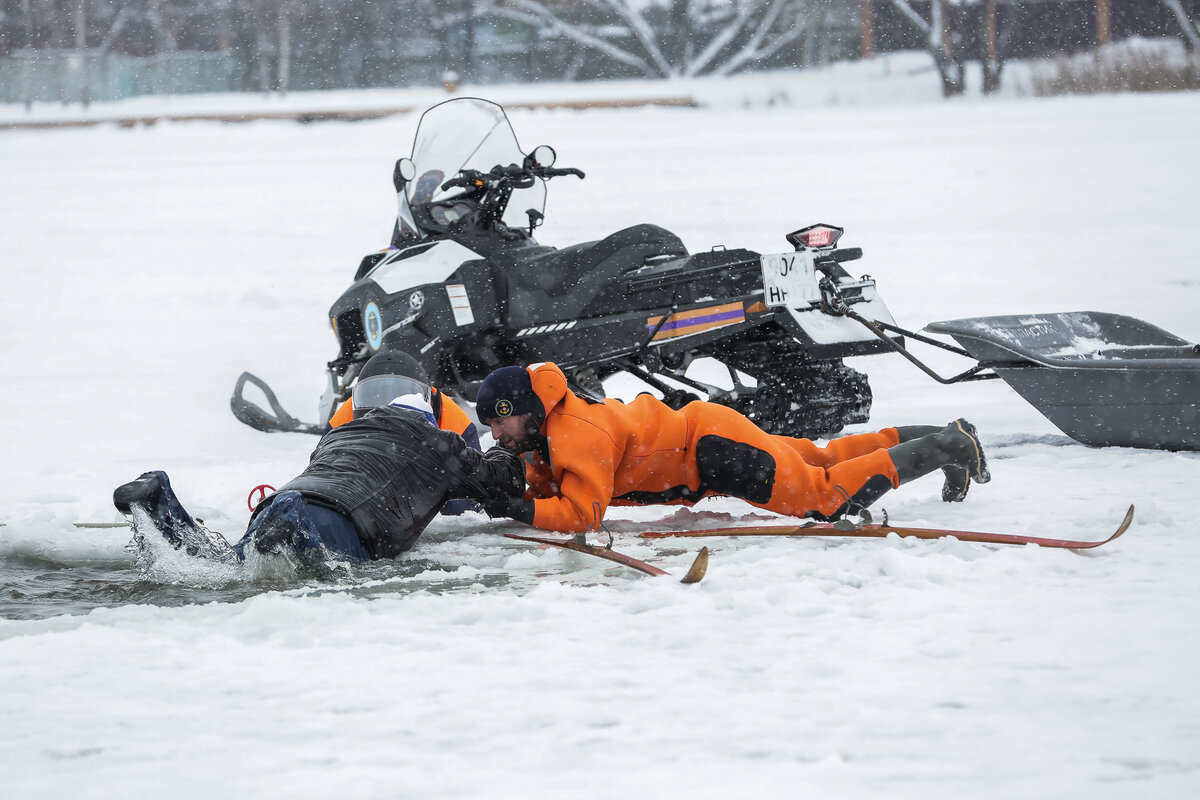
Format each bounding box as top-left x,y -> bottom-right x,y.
650,308 -> 744,333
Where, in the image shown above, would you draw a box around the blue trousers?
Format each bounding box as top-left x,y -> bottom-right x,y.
237,491 -> 370,562
138,472 -> 370,564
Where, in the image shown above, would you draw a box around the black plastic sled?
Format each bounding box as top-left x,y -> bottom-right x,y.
926,312 -> 1200,451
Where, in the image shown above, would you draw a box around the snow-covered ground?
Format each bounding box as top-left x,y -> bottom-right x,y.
2,69 -> 1199,798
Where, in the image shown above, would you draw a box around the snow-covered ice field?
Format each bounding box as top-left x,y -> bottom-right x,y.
2,75 -> 1199,797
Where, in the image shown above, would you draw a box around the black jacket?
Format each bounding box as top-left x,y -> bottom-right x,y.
254,405 -> 509,559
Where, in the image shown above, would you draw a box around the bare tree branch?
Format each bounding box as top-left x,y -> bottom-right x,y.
716,0 -> 820,77
487,0 -> 659,75
598,0 -> 674,77
684,0 -> 757,77
884,0 -> 932,37
1160,0 -> 1200,50
491,0 -> 823,79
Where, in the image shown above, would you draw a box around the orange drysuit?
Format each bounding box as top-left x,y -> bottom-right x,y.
521,362 -> 901,533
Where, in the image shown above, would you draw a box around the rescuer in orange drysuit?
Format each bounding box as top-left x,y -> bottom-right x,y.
475,362 -> 989,533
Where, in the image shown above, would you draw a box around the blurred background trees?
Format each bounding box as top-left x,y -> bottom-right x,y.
1,1 -> 1195,104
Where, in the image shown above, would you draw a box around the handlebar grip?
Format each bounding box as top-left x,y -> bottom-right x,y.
546,167 -> 586,179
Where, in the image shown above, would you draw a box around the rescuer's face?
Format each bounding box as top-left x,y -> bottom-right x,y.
489,413 -> 536,453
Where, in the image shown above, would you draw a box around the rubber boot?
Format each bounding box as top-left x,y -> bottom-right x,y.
888,419 -> 990,499
113,471 -> 235,561
813,420 -> 990,521
895,425 -> 975,502
113,470 -> 198,549
894,425 -> 941,442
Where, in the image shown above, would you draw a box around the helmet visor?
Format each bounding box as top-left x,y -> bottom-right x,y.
352,374 -> 432,412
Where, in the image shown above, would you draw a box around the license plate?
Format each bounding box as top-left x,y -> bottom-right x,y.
761,251 -> 820,307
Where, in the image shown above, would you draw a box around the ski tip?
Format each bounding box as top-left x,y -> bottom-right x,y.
1114,504 -> 1135,538
679,546 -> 709,584
1069,503 -> 1135,550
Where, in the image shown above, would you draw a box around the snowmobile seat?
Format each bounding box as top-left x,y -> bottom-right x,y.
512,224 -> 687,299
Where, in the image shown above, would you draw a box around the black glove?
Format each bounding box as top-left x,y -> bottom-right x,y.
482,446 -> 526,498
481,492 -> 535,524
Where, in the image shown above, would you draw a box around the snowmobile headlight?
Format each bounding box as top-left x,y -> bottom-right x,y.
786,224 -> 844,251
352,374 -> 432,412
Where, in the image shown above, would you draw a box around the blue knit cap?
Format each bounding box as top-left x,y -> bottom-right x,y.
476,366 -> 541,423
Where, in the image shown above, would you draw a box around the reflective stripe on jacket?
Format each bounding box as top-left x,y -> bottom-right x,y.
329,388 -> 480,449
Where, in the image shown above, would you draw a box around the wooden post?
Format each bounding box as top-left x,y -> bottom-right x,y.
939,1 -> 954,60
982,0 -> 1002,93
1096,0 -> 1111,45
985,0 -> 998,62
860,1 -> 875,59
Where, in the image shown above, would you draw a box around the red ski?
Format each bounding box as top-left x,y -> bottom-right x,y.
504,532 -> 708,582
639,504 -> 1134,551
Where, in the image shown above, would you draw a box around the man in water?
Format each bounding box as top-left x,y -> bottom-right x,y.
114,387 -> 524,569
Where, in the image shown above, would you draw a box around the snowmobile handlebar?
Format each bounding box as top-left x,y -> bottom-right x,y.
436,160 -> 586,231
440,163 -> 585,193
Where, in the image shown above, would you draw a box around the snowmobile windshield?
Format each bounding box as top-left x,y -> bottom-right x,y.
395,97 -> 547,238
352,374 -> 432,416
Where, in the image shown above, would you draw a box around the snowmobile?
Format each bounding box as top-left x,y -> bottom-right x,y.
232,97 -> 1199,452
232,96 -> 905,439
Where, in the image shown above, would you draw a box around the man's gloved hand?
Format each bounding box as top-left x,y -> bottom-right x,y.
481,491 -> 534,524
482,446 -> 526,497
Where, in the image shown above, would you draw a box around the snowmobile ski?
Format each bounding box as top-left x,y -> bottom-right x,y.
504,532 -> 708,582
231,371 -> 324,435
639,504 -> 1134,551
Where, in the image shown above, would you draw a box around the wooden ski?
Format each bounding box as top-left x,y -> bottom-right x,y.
504,532 -> 708,582
639,505 -> 1134,551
